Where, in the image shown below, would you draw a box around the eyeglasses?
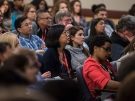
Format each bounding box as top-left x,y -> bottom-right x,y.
101,47 -> 111,52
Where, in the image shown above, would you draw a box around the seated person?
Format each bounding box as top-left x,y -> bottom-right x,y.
14,16 -> 46,53
41,24 -> 75,79
83,35 -> 120,99
66,26 -> 89,70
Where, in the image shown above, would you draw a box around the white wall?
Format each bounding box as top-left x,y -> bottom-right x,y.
45,0 -> 134,11
23,0 -> 134,11
80,0 -> 135,11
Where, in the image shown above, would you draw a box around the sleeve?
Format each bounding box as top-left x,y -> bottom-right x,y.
41,49 -> 59,77
86,64 -> 110,89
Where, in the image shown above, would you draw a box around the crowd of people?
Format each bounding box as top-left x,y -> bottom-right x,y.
0,0 -> 135,101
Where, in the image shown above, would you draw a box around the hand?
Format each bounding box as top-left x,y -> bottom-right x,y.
42,71 -> 51,78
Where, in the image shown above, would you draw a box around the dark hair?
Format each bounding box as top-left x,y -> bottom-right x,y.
45,24 -> 65,48
118,52 -> 135,81
69,26 -> 83,45
14,16 -> 27,32
90,35 -> 111,54
2,54 -> 29,72
91,3 -> 106,14
128,4 -> 135,16
0,42 -> 11,54
68,26 -> 89,57
88,18 -> 105,42
0,0 -> 11,18
70,0 -> 82,15
94,7 -> 107,14
116,15 -> 135,35
31,0 -> 48,11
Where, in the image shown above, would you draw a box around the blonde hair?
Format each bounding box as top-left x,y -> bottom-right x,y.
23,4 -> 36,17
0,32 -> 19,48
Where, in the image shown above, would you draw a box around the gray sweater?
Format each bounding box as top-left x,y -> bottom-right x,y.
66,45 -> 88,70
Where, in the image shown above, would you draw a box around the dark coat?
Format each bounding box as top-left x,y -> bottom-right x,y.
41,48 -> 75,79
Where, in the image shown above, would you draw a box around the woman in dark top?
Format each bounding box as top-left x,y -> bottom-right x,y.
86,18 -> 106,50
41,24 -> 75,79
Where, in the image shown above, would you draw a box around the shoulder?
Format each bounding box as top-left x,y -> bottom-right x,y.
83,56 -> 100,70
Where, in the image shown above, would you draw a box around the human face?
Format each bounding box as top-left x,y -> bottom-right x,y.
59,30 -> 70,46
95,20 -> 105,33
61,16 -> 72,26
27,7 -> 36,21
73,1 -> 81,14
18,19 -> 32,35
59,3 -> 68,12
39,0 -> 46,10
14,0 -> 23,7
1,0 -> 9,13
96,11 -> 107,20
71,29 -> 84,47
95,42 -> 111,61
24,57 -> 39,83
38,12 -> 52,28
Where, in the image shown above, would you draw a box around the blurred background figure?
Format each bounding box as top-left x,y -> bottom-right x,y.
31,0 -> 48,11
70,0 -> 87,35
52,0 -> 70,17
0,0 -> 12,31
0,42 -> 11,66
128,4 -> 135,16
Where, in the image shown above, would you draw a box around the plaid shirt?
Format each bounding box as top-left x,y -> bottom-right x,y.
19,35 -> 45,51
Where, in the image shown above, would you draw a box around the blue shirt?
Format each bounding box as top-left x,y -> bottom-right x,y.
19,35 -> 45,51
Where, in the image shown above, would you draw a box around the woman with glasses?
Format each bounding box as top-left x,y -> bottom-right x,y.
41,24 -> 75,79
83,35 -> 120,100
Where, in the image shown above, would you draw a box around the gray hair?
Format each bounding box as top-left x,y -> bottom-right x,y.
54,11 -> 72,24
116,15 -> 135,35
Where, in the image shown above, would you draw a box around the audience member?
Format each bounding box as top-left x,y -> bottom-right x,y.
85,18 -> 106,49
66,26 -> 89,70
0,54 -> 38,86
70,0 -> 87,34
0,32 -> 20,49
83,35 -> 120,99
11,0 -> 24,30
41,24 -> 75,79
36,10 -> 52,41
31,0 -> 48,11
128,4 -> 135,16
52,0 -> 70,17
23,4 -> 37,35
55,11 -> 73,27
116,15 -> 135,42
14,16 -> 46,51
0,42 -> 11,66
0,0 -> 11,31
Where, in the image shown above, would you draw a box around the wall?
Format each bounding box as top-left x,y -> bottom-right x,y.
45,0 -> 134,11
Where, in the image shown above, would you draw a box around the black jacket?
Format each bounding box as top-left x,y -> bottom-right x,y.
41,48 -> 75,79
